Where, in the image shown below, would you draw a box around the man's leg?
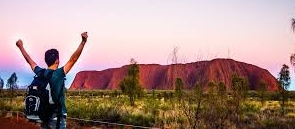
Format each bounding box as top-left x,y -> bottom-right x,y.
40,122 -> 50,129
60,114 -> 67,129
48,118 -> 57,129
50,114 -> 67,129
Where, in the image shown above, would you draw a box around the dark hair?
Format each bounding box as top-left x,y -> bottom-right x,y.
45,49 -> 59,67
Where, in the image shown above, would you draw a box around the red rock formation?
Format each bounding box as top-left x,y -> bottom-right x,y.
69,59 -> 279,91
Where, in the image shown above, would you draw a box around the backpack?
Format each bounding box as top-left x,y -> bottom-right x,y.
24,69 -> 59,124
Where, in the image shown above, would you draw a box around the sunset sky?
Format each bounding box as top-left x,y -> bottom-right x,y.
0,0 -> 295,90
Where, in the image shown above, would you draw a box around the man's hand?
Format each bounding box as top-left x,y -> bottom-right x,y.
81,32 -> 88,43
16,39 -> 37,71
16,39 -> 23,48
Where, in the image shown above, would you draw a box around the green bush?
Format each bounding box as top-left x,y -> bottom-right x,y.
121,114 -> 155,126
262,118 -> 295,128
241,102 -> 261,113
0,100 -> 12,111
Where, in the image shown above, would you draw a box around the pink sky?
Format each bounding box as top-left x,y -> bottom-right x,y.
0,0 -> 295,90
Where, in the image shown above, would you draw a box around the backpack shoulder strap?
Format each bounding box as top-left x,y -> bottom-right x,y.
35,69 -> 46,77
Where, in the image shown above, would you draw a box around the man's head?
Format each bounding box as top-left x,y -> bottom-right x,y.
45,49 -> 59,67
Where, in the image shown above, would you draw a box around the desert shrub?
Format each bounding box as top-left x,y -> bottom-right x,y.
286,113 -> 295,119
143,97 -> 160,117
110,90 -> 120,98
120,114 -> 155,126
241,101 -> 261,113
267,92 -> 280,101
89,106 -> 121,122
289,91 -> 295,99
262,118 -> 295,129
0,100 -> 12,111
0,97 -> 24,112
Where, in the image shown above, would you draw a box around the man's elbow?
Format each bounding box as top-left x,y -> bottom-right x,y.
67,58 -> 78,67
71,58 -> 78,63
29,61 -> 36,67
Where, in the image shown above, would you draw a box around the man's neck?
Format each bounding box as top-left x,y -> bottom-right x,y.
48,64 -> 58,70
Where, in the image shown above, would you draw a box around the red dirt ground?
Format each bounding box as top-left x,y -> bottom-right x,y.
0,113 -> 142,129
0,115 -> 112,129
0,116 -> 39,129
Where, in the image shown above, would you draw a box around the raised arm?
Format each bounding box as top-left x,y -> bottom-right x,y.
16,39 -> 37,71
63,32 -> 88,74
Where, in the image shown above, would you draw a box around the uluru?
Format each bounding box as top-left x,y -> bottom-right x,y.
69,59 -> 279,91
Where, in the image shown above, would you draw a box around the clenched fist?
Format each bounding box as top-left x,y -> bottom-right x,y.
16,39 -> 23,48
81,32 -> 88,43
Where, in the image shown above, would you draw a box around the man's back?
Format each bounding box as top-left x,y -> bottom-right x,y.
34,66 -> 67,114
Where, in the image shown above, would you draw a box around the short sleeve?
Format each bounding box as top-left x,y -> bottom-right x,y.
33,66 -> 43,74
56,67 -> 66,78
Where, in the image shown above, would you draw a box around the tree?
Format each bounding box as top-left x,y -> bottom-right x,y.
167,46 -> 181,64
204,81 -> 219,127
181,81 -> 231,128
258,80 -> 267,106
290,18 -> 295,69
172,46 -> 179,64
230,73 -> 249,127
0,76 -> 4,93
231,74 -> 249,100
0,76 -> 4,88
278,64 -> 291,115
180,82 -> 204,129
208,81 -> 217,93
6,72 -> 18,102
119,59 -> 142,106
218,82 -> 227,96
175,78 -> 183,102
6,72 -> 18,90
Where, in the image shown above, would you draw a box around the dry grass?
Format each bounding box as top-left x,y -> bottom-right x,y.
0,90 -> 295,128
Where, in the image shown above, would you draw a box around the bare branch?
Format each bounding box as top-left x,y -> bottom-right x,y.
292,18 -> 295,32
172,46 -> 179,64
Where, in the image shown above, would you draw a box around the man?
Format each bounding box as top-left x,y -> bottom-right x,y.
16,32 -> 88,128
